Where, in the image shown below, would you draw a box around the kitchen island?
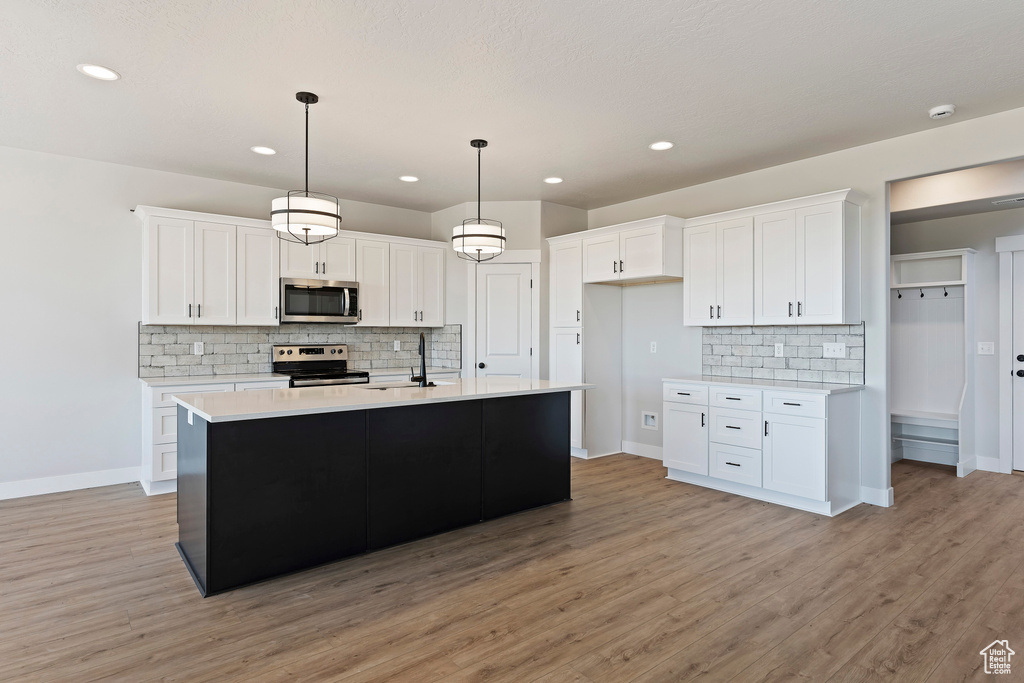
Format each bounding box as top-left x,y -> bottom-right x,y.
173,378 -> 591,596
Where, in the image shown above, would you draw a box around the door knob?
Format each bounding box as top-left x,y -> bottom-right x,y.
1017,370 -> 1024,378
1017,354 -> 1024,362
478,362 -> 486,369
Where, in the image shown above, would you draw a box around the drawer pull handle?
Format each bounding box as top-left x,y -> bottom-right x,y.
725,396 -> 741,401
677,392 -> 690,396
701,412 -> 705,427
725,425 -> 740,430
783,402 -> 802,406
725,461 -> 741,467
765,420 -> 769,436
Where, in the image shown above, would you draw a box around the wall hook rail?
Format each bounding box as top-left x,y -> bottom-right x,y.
943,287 -> 948,297
897,289 -> 902,299
920,288 -> 925,298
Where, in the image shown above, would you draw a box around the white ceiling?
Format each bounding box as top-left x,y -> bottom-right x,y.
4,0 -> 1024,213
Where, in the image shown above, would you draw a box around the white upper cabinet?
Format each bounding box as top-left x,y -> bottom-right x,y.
280,240 -> 321,279
580,216 -> 684,285
193,222 -> 236,325
755,200 -> 859,325
550,239 -> 583,327
683,218 -> 753,326
355,239 -> 390,326
321,237 -> 356,281
280,237 -> 355,280
145,216 -> 195,325
753,210 -> 798,325
581,233 -> 620,283
389,244 -> 446,327
236,226 -> 280,326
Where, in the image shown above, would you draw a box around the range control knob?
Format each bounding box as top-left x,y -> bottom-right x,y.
278,350 -> 284,355
1017,370 -> 1024,378
1017,354 -> 1024,362
331,349 -> 336,354
287,349 -> 293,355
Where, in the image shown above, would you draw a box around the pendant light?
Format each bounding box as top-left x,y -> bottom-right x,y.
271,92 -> 341,245
452,139 -> 505,262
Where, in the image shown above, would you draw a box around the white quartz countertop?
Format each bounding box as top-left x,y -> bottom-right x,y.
140,368 -> 460,388
663,376 -> 865,395
175,378 -> 592,423
140,373 -> 291,387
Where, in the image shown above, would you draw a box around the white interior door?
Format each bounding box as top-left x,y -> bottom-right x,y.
476,263 -> 532,377
1014,252 -> 1024,470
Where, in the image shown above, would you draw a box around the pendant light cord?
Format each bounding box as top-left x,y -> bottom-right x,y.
477,146 -> 482,222
304,103 -> 310,196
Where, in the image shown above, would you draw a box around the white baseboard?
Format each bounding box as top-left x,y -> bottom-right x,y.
976,456 -> 1007,473
957,455 -> 977,478
860,485 -> 894,507
140,478 -> 177,496
622,440 -> 663,461
0,467 -> 140,501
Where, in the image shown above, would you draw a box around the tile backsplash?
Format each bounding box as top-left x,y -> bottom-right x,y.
702,323 -> 864,384
139,323 -> 461,379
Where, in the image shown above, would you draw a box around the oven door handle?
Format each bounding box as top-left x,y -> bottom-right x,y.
291,376 -> 370,387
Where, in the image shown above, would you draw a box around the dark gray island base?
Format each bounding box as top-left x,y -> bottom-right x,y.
175,391 -> 571,596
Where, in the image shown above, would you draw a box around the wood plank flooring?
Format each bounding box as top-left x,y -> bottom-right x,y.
2,456 -> 1023,681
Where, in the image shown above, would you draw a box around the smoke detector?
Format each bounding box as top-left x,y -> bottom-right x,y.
929,104 -> 956,120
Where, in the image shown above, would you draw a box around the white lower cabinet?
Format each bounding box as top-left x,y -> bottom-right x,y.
141,378 -> 289,495
763,413 -> 827,501
663,402 -> 708,475
662,380 -> 862,516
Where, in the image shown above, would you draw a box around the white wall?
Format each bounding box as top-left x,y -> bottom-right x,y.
0,145 -> 430,495
587,105 -> 1024,499
621,283 -> 703,450
891,206 -> 1024,462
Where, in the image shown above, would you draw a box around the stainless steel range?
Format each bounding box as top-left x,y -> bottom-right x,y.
271,344 -> 370,387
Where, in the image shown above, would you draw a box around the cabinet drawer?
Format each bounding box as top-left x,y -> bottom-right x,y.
763,391 -> 826,418
709,443 -> 762,488
152,383 -> 234,407
709,407 -> 763,449
152,443 -> 177,481
663,383 -> 709,405
152,407 -> 179,444
709,386 -> 762,411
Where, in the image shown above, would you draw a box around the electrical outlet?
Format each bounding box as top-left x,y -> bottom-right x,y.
978,342 -> 995,355
394,340 -> 401,352
193,342 -> 204,355
774,343 -> 784,358
650,341 -> 657,353
641,411 -> 658,431
823,342 -> 846,358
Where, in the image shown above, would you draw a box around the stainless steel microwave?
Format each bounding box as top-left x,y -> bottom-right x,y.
280,278 -> 359,324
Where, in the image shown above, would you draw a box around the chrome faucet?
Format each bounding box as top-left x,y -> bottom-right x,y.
410,332 -> 433,387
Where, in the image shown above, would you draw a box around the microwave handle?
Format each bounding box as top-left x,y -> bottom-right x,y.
342,288 -> 350,318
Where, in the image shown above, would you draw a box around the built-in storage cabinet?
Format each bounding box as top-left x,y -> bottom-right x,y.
683,218 -> 754,326
355,239 -> 390,326
682,190 -> 861,327
550,240 -> 583,327
581,216 -> 684,285
236,227 -> 281,325
138,206 -> 448,329
280,237 -> 356,280
389,244 -> 445,327
662,379 -> 861,516
141,378 -> 289,494
551,327 -> 584,450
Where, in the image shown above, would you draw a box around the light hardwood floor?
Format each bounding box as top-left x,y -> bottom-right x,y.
2,457 -> 1023,682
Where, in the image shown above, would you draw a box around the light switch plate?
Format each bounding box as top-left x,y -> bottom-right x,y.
774,343 -> 784,358
193,342 -> 204,355
978,342 -> 995,355
823,342 -> 846,358
394,340 -> 401,352
650,342 -> 657,353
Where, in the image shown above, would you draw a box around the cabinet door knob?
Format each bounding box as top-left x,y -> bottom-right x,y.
577,333 -> 580,345
619,259 -> 624,272
797,301 -> 802,316
1017,370 -> 1024,378
710,305 -> 714,320
717,305 -> 721,319
1017,354 -> 1024,362
701,412 -> 705,427
358,309 -> 362,321
478,362 -> 486,369
315,262 -> 319,274
764,421 -> 769,436
577,310 -> 581,322
613,261 -> 617,273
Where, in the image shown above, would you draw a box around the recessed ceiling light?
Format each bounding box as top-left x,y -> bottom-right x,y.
399,176 -> 419,182
649,141 -> 674,151
76,64 -> 120,81
544,177 -> 563,184
250,146 -> 276,155
928,104 -> 956,120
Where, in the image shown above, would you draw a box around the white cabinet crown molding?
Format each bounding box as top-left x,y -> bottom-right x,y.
547,215 -> 685,244
682,189 -> 863,227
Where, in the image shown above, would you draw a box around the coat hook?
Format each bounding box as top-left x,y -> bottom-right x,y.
943,287 -> 948,297
920,289 -> 924,298
897,289 -> 902,299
